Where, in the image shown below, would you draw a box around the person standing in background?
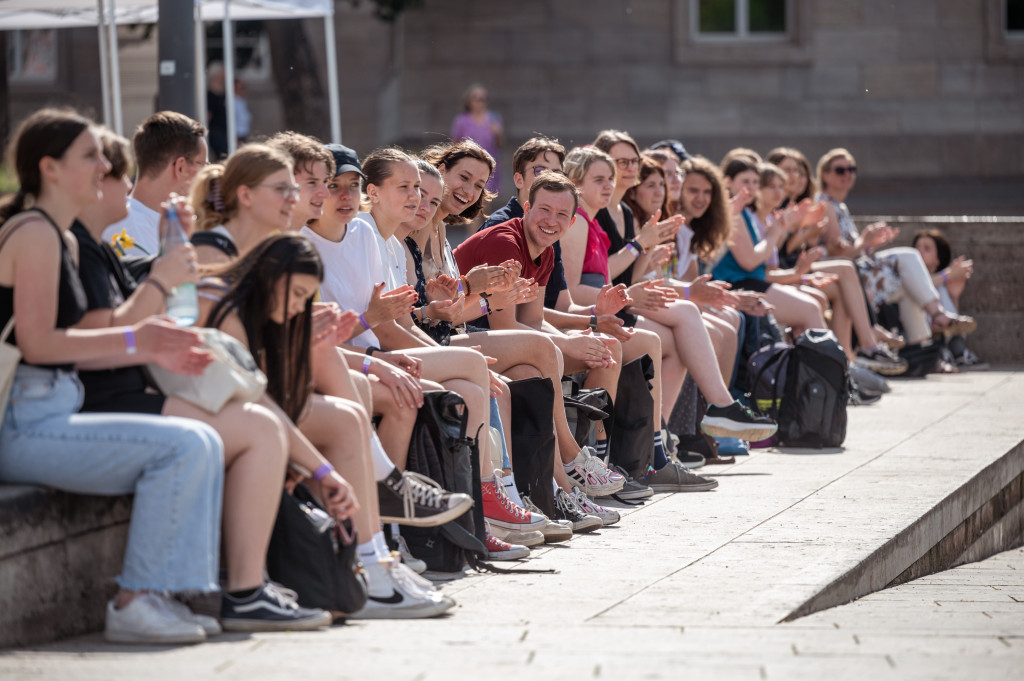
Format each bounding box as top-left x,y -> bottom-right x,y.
450,84 -> 504,196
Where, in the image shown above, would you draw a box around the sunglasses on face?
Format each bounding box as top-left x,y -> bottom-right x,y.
831,166 -> 857,176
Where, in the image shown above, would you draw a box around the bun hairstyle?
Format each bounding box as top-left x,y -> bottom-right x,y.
0,108 -> 92,223
422,140 -> 496,225
190,143 -> 293,232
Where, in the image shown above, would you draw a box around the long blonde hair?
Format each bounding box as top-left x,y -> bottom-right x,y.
191,143 -> 293,232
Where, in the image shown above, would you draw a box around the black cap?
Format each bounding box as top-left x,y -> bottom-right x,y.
650,139 -> 690,162
326,143 -> 364,178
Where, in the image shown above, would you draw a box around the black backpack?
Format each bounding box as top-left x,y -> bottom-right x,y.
752,330 -> 850,448
401,391 -> 486,573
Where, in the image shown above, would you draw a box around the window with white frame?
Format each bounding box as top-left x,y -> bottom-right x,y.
693,0 -> 787,40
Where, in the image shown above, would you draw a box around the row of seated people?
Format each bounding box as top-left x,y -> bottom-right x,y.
0,107 -> 976,646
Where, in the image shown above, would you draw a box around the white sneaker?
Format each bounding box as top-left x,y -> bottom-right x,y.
571,488 -> 620,526
488,524 -> 545,547
161,594 -> 222,636
105,593 -> 206,645
352,557 -> 454,619
565,449 -> 625,497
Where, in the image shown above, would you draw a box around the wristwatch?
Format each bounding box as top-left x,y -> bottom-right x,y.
588,314 -> 598,331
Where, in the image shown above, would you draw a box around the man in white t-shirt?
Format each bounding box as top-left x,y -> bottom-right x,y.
103,112 -> 208,256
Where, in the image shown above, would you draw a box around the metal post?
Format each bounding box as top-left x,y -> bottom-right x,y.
106,0 -> 123,135
323,9 -> 342,143
157,0 -> 197,120
194,1 -> 207,129
96,0 -> 112,129
223,0 -> 236,155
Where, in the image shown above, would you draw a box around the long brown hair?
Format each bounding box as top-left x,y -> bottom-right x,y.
0,108 -> 92,223
423,140 -> 496,225
766,146 -> 816,203
622,156 -> 667,226
681,156 -> 731,261
207,234 -> 323,422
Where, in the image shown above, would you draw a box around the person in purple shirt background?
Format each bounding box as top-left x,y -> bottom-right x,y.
450,84 -> 504,196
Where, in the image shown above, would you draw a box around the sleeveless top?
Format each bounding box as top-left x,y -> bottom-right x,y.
819,194 -> 859,242
577,208 -> 611,284
0,210 -> 88,370
711,208 -> 767,283
596,203 -> 636,287
404,236 -> 452,346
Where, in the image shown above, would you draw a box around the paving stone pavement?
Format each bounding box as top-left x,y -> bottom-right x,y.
0,371 -> 1022,680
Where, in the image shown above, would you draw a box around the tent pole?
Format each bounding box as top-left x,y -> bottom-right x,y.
195,0 -> 207,130
323,7 -> 342,143
106,0 -> 123,136
223,0 -> 236,156
96,0 -> 112,129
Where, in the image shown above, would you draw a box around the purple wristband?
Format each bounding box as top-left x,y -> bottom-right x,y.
683,284 -> 690,301
123,327 -> 137,355
941,270 -> 949,285
358,313 -> 370,330
589,305 -> 595,315
313,463 -> 334,481
361,355 -> 372,375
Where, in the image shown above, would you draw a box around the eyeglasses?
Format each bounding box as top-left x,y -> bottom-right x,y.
831,166 -> 857,176
525,166 -> 566,177
253,183 -> 301,199
613,158 -> 640,170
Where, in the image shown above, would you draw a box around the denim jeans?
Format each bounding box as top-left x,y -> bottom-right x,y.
0,365 -> 224,593
489,396 -> 511,469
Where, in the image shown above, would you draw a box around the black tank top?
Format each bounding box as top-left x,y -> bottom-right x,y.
0,210 -> 88,370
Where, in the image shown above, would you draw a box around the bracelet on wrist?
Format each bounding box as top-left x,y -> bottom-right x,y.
588,314 -> 598,331
460,276 -> 472,297
480,298 -> 491,316
313,463 -> 334,481
941,270 -> 949,285
628,238 -> 646,255
366,346 -> 380,356
589,305 -> 595,315
361,355 -> 372,375
358,313 -> 370,331
682,284 -> 690,301
122,327 -> 137,355
624,243 -> 641,259
145,277 -> 169,298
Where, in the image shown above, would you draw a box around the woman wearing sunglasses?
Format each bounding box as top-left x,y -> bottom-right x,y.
816,148 -> 974,347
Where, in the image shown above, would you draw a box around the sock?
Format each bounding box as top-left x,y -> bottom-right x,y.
372,531 -> 390,561
502,474 -> 523,506
594,439 -> 608,459
227,587 -> 258,600
653,431 -> 669,469
357,540 -> 377,564
370,432 -> 396,481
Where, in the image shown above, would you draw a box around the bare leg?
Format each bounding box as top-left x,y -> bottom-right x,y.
813,260 -> 877,352
363,374 -> 417,469
164,398 -> 288,592
764,283 -> 826,337
621,328 -> 664,427
299,395 -> 380,542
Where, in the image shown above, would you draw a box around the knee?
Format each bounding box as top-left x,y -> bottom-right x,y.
247,403 -> 289,462
178,422 -> 225,476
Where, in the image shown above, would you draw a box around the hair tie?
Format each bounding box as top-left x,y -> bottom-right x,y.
210,176 -> 225,212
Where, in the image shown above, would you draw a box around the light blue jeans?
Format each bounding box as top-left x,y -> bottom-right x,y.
489,396 -> 511,469
0,365 -> 224,593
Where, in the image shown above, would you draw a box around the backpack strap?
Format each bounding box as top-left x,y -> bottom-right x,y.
190,230 -> 239,258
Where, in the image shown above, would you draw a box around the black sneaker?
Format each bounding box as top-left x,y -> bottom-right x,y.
855,345 -> 908,376
551,487 -> 602,533
676,451 -> 706,469
701,401 -> 778,442
597,464 -> 654,500
377,468 -> 474,527
221,582 -> 332,632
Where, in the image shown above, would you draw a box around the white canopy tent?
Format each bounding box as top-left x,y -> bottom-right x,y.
0,0 -> 342,151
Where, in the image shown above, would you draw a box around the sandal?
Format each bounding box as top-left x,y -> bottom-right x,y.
873,324 -> 906,351
932,310 -> 977,337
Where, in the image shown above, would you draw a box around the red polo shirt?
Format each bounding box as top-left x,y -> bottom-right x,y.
453,217 -> 554,286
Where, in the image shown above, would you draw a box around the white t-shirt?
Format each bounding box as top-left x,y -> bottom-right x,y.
102,197 -> 161,257
673,224 -> 697,279
358,211 -> 407,292
301,219 -> 385,348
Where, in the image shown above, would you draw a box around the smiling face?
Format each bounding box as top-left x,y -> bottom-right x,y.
823,155 -> 857,194
661,155 -> 683,206
439,157 -> 491,218
777,156 -> 808,199
608,142 -> 640,190
726,168 -> 759,200
244,167 -> 298,234
368,160 -> 421,227
269,272 -> 320,324
292,161 -> 330,227
406,174 -> 443,233
522,188 -> 577,257
577,160 -> 615,213
48,127 -> 112,208
680,172 -> 713,220
514,150 -> 563,201
634,170 -> 667,218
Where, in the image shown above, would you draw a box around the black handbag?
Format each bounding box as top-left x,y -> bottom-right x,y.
507,377 -> 558,518
402,390 -> 486,572
605,355 -> 656,479
265,484 -> 368,616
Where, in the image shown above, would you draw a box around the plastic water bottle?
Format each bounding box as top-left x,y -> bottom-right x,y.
160,204 -> 199,326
